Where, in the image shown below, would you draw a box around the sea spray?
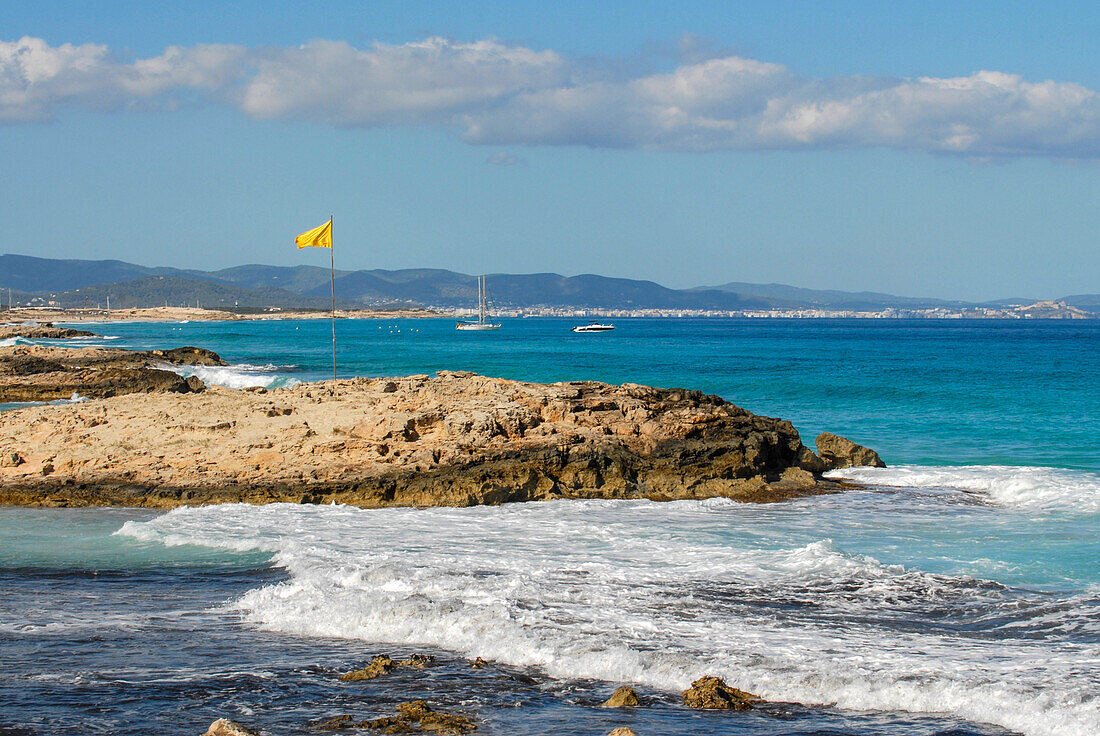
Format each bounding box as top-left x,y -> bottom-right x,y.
119,496 -> 1100,736
828,465 -> 1100,513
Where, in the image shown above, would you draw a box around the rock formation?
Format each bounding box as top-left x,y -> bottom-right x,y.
201,719 -> 260,736
601,686 -> 641,707
0,324 -> 96,340
681,676 -> 760,710
816,431 -> 886,469
0,369 -> 874,508
340,654 -> 435,681
319,701 -> 475,734
0,345 -> 222,401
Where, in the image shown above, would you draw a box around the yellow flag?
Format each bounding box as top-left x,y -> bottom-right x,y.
295,219 -> 332,249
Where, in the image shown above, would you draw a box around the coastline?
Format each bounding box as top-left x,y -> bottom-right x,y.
2,306 -> 442,323
0,369 -> 875,509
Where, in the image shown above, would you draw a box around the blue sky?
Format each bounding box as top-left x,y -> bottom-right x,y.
1,1 -> 1098,300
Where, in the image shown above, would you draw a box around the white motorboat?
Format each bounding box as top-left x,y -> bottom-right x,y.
456,275 -> 501,331
571,322 -> 615,333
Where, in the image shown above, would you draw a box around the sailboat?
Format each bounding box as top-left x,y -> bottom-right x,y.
456,275 -> 501,331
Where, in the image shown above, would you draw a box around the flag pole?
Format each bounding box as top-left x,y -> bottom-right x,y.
329,215 -> 336,383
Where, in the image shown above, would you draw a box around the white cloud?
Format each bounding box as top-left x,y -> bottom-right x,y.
3,35 -> 1100,158
0,36 -> 242,121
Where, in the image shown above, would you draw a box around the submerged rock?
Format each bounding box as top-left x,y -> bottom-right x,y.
321,701 -> 476,734
201,719 -> 260,736
816,431 -> 886,469
339,653 -> 436,681
340,654 -> 397,681
601,686 -> 641,707
606,729 -> 639,736
681,676 -> 760,710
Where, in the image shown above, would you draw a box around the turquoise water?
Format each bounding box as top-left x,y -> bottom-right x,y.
2,318 -> 1097,736
76,317 -> 1100,470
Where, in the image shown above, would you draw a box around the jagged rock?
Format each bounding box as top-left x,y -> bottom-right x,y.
397,654 -> 435,668
201,719 -> 260,736
340,654 -> 396,681
607,729 -> 638,736
681,676 -> 760,710
816,431 -> 886,469
0,324 -> 96,340
0,370 -> 861,508
468,657 -> 488,669
317,715 -> 355,730
601,686 -> 641,707
0,344 -> 223,401
328,701 -> 476,734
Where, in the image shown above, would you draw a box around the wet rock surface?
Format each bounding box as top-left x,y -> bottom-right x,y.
319,700 -> 476,734
0,370 -> 873,508
201,718 -> 261,736
601,686 -> 641,707
816,431 -> 886,469
681,676 -> 761,710
0,344 -> 224,401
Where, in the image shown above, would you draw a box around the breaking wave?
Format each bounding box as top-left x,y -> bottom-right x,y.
118,499 -> 1100,736
827,465 -> 1100,514
166,363 -> 300,390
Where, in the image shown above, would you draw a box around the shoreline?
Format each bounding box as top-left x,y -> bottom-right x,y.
0,368 -> 879,509
2,306 -> 442,323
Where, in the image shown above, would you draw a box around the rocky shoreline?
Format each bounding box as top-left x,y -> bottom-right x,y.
0,340 -> 882,507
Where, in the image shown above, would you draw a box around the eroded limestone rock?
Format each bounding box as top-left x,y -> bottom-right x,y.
816,431 -> 886,469
681,676 -> 760,710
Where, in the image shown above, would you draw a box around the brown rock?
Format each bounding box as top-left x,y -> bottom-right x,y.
607,729 -> 638,736
0,344 -> 225,401
359,701 -> 476,734
0,325 -> 96,340
468,657 -> 489,669
397,654 -> 435,668
601,686 -> 641,707
0,372 -> 835,509
339,654 -> 396,681
815,432 -> 886,469
201,718 -> 260,736
681,676 -> 760,710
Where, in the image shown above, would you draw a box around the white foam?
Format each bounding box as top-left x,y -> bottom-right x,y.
118,500 -> 1100,736
828,465 -> 1100,514
166,363 -> 300,390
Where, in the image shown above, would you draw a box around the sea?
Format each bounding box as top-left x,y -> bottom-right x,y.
1,317 -> 1097,736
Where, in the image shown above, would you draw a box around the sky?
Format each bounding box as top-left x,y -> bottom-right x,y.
1,1 -> 1098,301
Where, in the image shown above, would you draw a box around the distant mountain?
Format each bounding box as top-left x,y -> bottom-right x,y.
698,282 -> 969,311
0,254 -> 170,293
33,276 -> 347,311
1,253 -> 1095,314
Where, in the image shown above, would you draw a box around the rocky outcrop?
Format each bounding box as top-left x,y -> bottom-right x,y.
816,431 -> 886,469
319,701 -> 475,734
0,370 -> 868,508
0,345 -> 223,401
0,323 -> 96,340
601,686 -> 641,707
681,676 -> 760,710
201,719 -> 260,736
339,654 -> 435,681
606,729 -> 638,736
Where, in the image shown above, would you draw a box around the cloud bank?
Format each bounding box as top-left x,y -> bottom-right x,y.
3,35 -> 1100,158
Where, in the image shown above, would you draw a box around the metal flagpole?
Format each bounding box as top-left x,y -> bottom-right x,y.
329,215 -> 336,382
